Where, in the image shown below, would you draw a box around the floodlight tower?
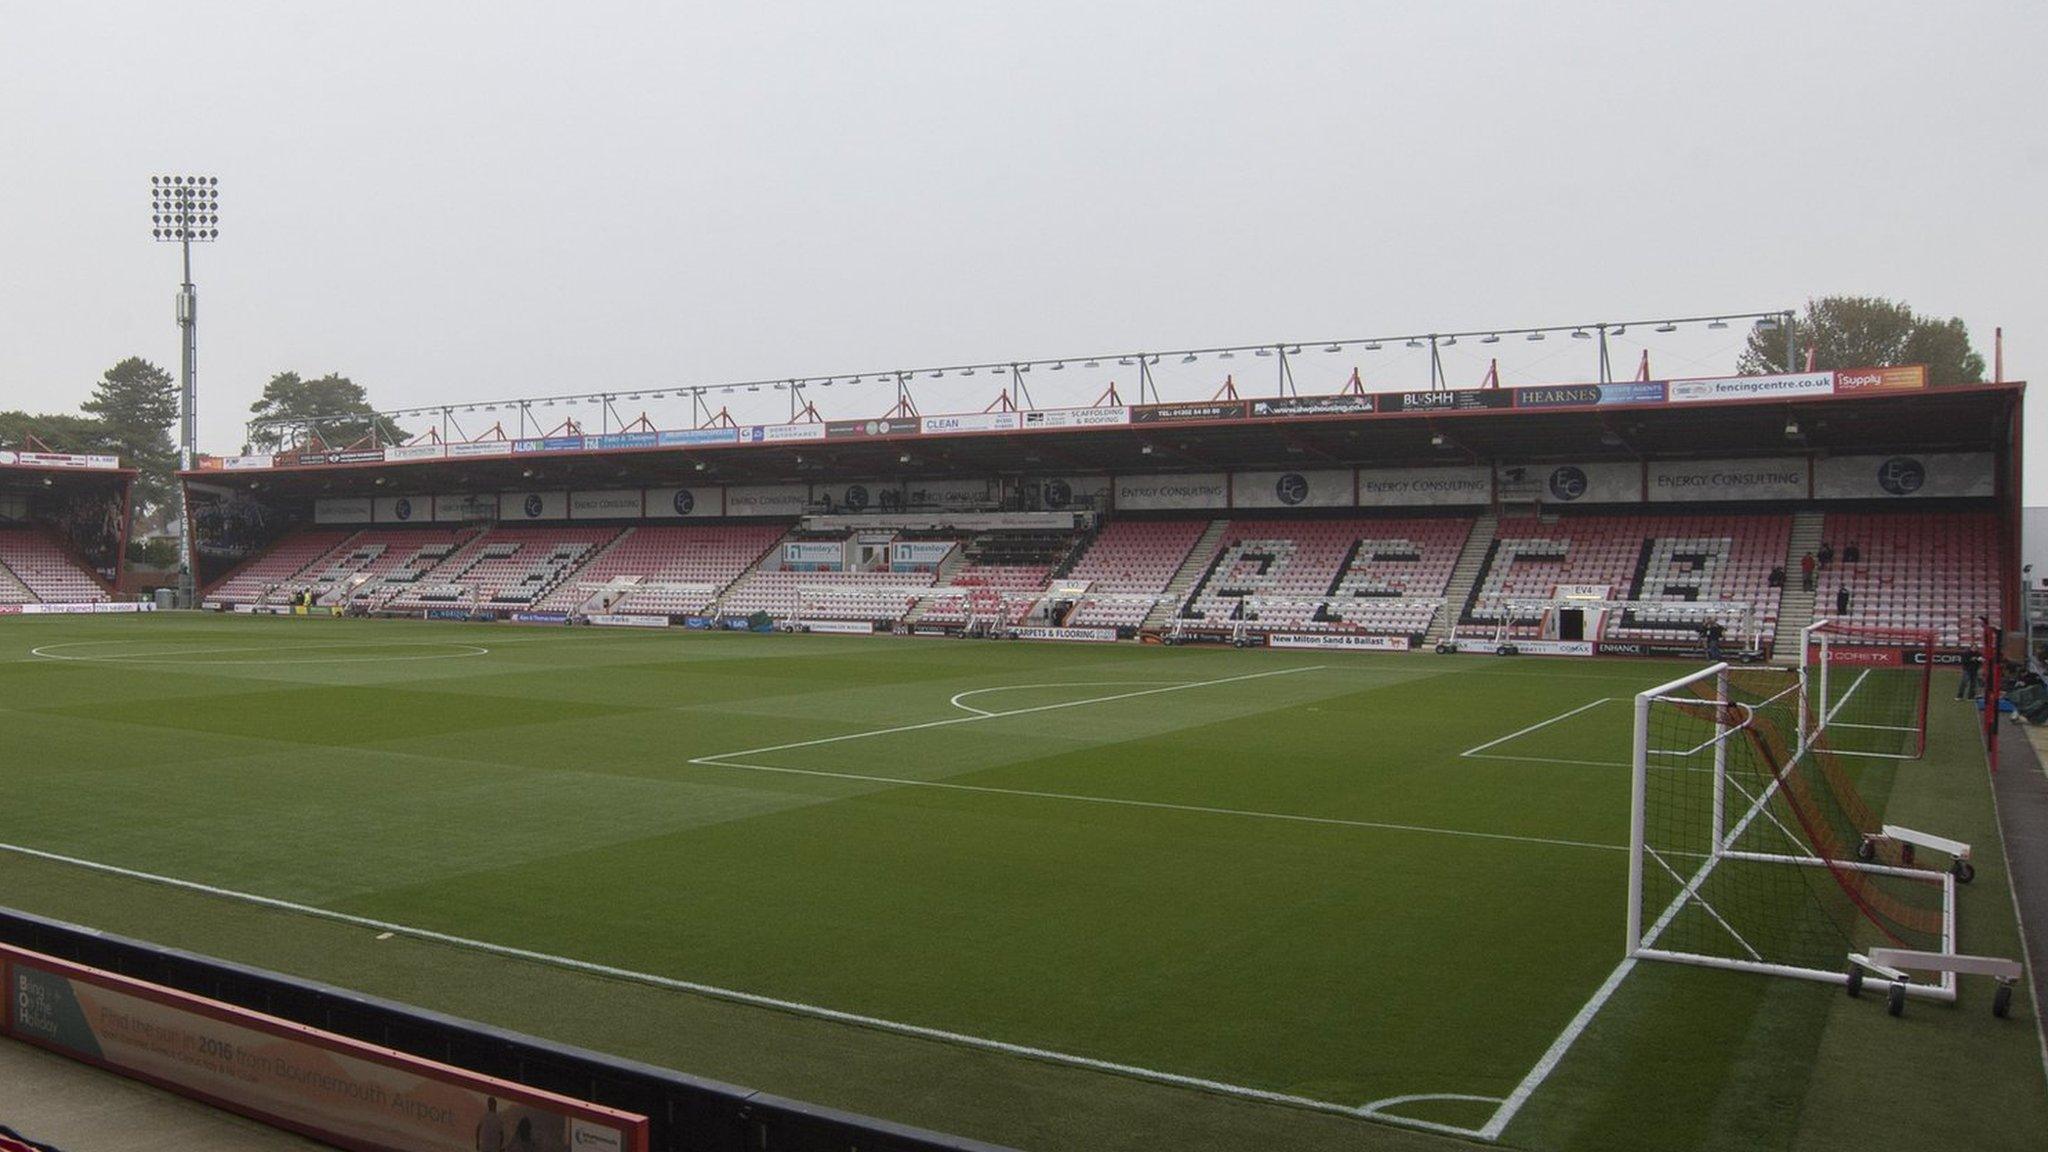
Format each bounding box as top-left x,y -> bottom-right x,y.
150,174 -> 219,605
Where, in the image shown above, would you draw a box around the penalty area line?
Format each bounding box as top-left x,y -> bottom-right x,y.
0,838 -> 1490,1140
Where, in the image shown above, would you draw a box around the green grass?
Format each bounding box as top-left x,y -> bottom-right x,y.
0,614 -> 2040,1151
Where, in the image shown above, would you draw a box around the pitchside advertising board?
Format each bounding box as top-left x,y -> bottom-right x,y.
1,946 -> 648,1152
1496,461 -> 1643,504
1232,469 -> 1353,509
1267,633 -> 1410,651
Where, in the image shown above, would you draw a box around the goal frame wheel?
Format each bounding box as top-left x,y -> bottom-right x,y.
1993,981 -> 2014,1018
1845,966 -> 1864,998
1887,982 -> 1907,1017
1951,859 -> 1975,884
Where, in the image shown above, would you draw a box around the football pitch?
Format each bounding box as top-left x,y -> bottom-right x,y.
0,614 -> 2041,1151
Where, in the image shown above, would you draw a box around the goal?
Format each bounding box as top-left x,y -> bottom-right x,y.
1627,664 -> 1958,1001
1800,620 -> 1933,760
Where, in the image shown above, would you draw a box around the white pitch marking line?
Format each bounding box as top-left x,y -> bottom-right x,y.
947,680 -> 1189,717
687,757 -> 1632,854
0,838 -> 1488,1141
696,665 -> 1327,761
1460,698 -> 1615,758
29,640 -> 492,665
1476,954 -> 1637,1141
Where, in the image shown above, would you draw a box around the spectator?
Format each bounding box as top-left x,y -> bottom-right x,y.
1957,647 -> 1983,700
1836,584 -> 1852,615
1843,541 -> 1861,564
1799,552 -> 1816,591
1767,565 -> 1785,589
1704,620 -> 1726,662
1817,541 -> 1835,568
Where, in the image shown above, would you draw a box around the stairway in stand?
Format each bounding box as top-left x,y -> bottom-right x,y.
1770,509 -> 1826,664
1140,519 -> 1232,632
1423,512 -> 1499,647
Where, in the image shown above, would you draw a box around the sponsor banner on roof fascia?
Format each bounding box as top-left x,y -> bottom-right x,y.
1814,452 -> 1993,499
742,422 -> 827,444
375,495 -> 427,523
591,432 -> 658,451
1495,461 -> 1642,504
1022,406 -> 1130,429
570,489 -> 644,519
1376,388 -> 1512,413
1014,626 -> 1118,642
802,619 -> 876,635
1232,468 -> 1354,509
10,451 -> 125,469
0,948 -> 649,1152
824,417 -> 918,439
446,439 -> 515,459
1666,370 -> 1835,404
1247,394 -> 1376,418
222,454 -> 273,470
1512,381 -> 1668,408
1647,457 -> 1808,502
656,427 -> 741,446
386,443 -> 445,461
920,411 -> 1020,435
313,496 -> 373,524
500,490 -> 570,521
1115,472 -> 1228,511
589,613 -> 669,628
1833,365 -> 1927,395
1132,400 -> 1248,424
725,483 -> 809,516
645,486 -> 722,518
1267,633 -> 1410,651
514,436 -> 587,453
1356,465 -> 1491,505
434,493 -> 500,522
291,449 -> 387,466
1035,475 -> 1111,511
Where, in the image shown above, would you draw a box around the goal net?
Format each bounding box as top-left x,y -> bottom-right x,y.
1627,664 -> 1956,1001
1800,620 -> 1933,760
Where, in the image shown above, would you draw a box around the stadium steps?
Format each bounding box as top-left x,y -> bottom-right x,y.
258,529 -> 369,605
1770,509 -> 1827,663
531,526 -> 632,608
901,544 -> 972,625
1423,511 -> 1498,646
706,525 -> 798,616
0,554 -> 37,604
1141,519 -> 1232,631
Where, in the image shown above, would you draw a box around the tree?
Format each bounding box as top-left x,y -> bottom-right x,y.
81,357 -> 178,512
0,410 -> 115,455
247,372 -> 407,451
1738,296 -> 1986,385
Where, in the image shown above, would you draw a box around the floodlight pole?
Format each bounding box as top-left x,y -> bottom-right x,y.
152,175 -> 218,607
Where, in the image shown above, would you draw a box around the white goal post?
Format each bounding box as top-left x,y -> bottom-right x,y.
1627,663 -> 1959,1002
1800,619 -> 1934,760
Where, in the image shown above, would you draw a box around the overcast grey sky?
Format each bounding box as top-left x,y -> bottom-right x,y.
2,2 -> 2041,488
